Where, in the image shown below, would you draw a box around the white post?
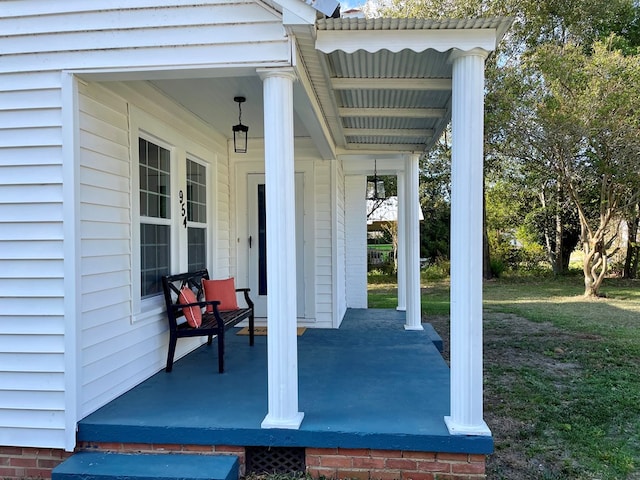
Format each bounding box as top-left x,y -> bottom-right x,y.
258,67 -> 304,429
404,153 -> 422,330
444,49 -> 491,436
396,171 -> 406,311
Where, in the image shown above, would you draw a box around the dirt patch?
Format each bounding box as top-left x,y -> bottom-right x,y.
427,312 -> 583,480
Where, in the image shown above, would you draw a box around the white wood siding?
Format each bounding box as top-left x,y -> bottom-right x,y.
0,1 -> 290,75
314,161 -> 333,325
77,82 -> 141,416
0,70 -> 66,448
216,151 -> 232,278
344,175 -> 368,308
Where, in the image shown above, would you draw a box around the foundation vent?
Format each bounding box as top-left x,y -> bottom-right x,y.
245,446 -> 306,474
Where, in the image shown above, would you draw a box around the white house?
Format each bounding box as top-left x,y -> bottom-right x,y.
0,1 -> 511,476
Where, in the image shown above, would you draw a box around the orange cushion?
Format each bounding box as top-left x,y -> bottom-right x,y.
178,287 -> 202,328
203,278 -> 239,312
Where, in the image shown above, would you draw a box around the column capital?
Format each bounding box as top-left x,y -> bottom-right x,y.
448,47 -> 489,63
257,67 -> 298,82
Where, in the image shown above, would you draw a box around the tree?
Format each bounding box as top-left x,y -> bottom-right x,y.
533,39 -> 640,295
419,132 -> 452,265
374,0 -> 640,294
486,62 -> 582,275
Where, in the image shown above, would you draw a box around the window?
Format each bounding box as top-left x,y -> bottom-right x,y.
186,158 -> 207,271
138,136 -> 208,300
139,138 -> 172,298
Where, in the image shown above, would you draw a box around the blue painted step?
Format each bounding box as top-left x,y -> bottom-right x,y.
52,452 -> 239,480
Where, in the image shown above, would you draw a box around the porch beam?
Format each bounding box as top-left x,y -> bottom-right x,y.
342,143 -> 427,152
339,107 -> 446,118
404,153 -> 422,331
445,48 -> 491,436
331,78 -> 451,91
257,67 -> 304,430
343,128 -> 434,138
316,28 -> 499,55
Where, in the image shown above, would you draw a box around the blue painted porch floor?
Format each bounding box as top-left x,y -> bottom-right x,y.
78,309 -> 492,454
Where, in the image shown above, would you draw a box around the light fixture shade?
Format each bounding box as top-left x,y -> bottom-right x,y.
367,180 -> 386,200
233,123 -> 248,153
232,96 -> 248,153
367,159 -> 386,200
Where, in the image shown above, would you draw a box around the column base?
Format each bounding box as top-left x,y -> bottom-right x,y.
396,306 -> 406,312
444,416 -> 491,436
261,412 -> 304,430
404,324 -> 424,331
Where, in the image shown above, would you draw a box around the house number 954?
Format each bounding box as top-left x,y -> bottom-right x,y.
179,190 -> 187,228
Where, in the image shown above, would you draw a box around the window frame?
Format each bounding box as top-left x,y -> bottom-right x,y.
186,156 -> 209,272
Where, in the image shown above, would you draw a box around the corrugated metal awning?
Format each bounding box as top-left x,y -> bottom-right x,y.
293,16 -> 512,154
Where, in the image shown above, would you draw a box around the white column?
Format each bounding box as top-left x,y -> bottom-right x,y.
258,67 -> 304,429
404,153 -> 422,330
444,49 -> 491,436
396,171 -> 406,311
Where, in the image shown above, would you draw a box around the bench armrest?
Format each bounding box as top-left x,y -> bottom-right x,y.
235,288 -> 253,309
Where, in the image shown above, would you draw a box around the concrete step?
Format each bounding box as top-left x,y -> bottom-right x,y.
52,452 -> 239,480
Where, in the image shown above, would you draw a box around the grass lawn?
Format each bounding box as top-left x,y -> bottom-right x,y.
368,274 -> 640,480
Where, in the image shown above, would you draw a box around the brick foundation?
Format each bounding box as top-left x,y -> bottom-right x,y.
0,446 -> 73,480
1,443 -> 486,480
306,448 -> 486,480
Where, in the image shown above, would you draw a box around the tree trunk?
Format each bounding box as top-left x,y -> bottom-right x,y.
623,204 -> 639,279
554,182 -> 564,275
538,189 -> 558,274
582,227 -> 607,297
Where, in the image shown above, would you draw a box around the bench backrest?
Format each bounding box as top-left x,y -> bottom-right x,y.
162,269 -> 210,327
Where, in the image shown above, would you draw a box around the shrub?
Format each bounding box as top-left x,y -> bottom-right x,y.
422,257 -> 450,280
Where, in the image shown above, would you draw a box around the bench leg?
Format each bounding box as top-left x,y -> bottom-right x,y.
217,330 -> 225,373
166,335 -> 177,373
249,312 -> 255,347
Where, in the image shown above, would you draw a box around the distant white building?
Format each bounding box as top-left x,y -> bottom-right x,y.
367,196 -> 424,224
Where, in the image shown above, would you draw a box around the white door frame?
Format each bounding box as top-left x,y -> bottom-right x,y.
247,172 -> 305,318
234,161 -> 316,324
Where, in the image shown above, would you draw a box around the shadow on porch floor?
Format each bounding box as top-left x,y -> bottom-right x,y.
77,309 -> 492,454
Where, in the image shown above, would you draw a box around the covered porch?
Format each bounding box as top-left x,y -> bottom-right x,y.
76,309 -> 491,476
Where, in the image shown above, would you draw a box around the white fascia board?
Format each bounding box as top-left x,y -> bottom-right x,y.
292,44 -> 336,160
316,28 -> 498,54
277,0 -> 317,25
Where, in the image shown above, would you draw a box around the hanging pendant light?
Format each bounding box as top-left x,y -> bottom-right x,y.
232,96 -> 249,153
367,159 -> 385,200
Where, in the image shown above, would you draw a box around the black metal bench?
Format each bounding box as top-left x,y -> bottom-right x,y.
161,269 -> 254,373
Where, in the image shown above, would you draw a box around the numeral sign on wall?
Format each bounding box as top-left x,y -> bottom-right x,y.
179,190 -> 187,228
